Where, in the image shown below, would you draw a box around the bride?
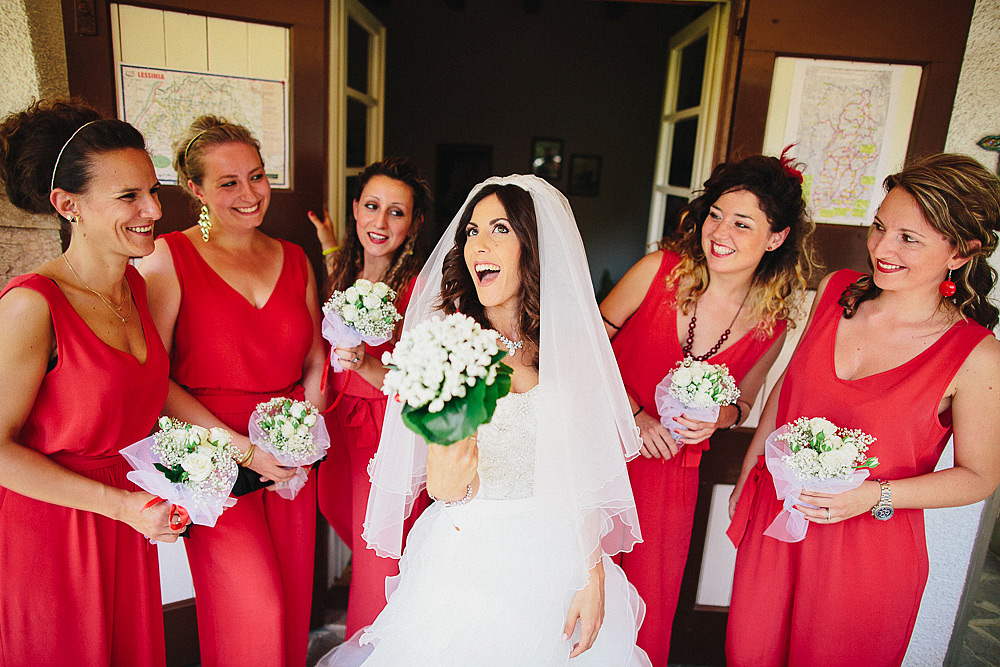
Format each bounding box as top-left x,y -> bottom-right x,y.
318,175 -> 650,666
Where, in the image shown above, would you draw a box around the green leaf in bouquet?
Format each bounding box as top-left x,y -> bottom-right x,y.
400,355 -> 514,446
154,462 -> 189,484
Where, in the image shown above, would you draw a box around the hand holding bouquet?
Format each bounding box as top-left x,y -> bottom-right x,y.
763,416 -> 878,542
120,417 -> 239,536
248,398 -> 331,499
322,279 -> 402,373
654,358 -> 740,440
382,313 -> 513,446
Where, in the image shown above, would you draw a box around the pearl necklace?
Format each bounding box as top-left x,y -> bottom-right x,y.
497,333 -> 523,356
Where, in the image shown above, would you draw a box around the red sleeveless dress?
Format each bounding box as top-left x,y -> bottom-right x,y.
726,270 -> 993,666
612,251 -> 786,666
317,277 -> 429,635
163,231 -> 316,667
0,267 -> 169,667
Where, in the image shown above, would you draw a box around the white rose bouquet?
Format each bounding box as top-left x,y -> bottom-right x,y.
762,416 -> 879,542
248,398 -> 331,499
653,357 -> 740,440
120,417 -> 239,534
322,279 -> 402,373
382,313 -> 513,446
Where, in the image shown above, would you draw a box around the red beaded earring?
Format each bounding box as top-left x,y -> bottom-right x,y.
939,269 -> 957,297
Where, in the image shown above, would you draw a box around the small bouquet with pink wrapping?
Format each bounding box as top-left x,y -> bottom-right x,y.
121,417 -> 239,535
763,416 -> 879,542
321,278 -> 401,373
654,357 -> 740,440
248,398 -> 330,499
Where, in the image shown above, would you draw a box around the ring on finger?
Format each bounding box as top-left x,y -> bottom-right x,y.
825,508 -> 831,521
352,356 -> 360,363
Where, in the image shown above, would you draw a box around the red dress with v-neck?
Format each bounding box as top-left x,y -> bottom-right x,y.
611,251 -> 786,666
726,270 -> 993,666
163,231 -> 316,667
317,276 -> 430,636
0,267 -> 169,667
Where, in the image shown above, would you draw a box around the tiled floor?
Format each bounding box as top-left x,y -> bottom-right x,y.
957,550 -> 1000,667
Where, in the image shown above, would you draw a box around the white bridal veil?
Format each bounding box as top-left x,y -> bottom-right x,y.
363,174 -> 642,581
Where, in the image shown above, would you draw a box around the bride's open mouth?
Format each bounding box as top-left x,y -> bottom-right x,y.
475,262 -> 501,286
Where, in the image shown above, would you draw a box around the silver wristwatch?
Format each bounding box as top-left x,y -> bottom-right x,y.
871,479 -> 894,521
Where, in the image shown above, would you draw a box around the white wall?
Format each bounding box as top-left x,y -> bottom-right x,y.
905,0 -> 1000,663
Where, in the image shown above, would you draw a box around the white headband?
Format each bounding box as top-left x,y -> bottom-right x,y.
49,119 -> 100,192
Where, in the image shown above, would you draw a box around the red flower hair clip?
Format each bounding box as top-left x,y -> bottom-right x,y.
779,145 -> 804,185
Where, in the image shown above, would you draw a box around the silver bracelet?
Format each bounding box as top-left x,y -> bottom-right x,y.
429,484 -> 473,507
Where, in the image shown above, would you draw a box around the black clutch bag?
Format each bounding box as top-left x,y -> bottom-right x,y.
230,465 -> 274,497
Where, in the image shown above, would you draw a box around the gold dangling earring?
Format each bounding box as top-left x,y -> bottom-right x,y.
198,205 -> 212,243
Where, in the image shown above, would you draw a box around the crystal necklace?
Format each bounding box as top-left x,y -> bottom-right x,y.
681,290 -> 748,362
497,333 -> 523,356
62,254 -> 132,323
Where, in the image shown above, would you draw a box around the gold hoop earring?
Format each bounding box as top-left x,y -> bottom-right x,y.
198,205 -> 212,243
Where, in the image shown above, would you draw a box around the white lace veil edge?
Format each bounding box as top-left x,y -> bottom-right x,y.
362,175 -> 642,573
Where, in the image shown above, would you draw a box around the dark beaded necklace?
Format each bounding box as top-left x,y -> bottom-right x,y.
682,291 -> 749,361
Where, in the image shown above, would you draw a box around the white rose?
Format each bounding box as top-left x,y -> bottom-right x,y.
372,282 -> 390,299
809,418 -> 838,437
342,304 -> 360,322
208,427 -> 231,446
280,422 -> 295,439
181,451 -> 214,482
362,293 -> 380,310
304,413 -> 317,427
819,447 -> 855,475
296,424 -> 309,437
344,286 -> 359,302
354,279 -> 373,294
158,416 -> 172,431
290,402 -> 306,420
186,425 -> 210,447
672,367 -> 692,387
691,391 -> 713,409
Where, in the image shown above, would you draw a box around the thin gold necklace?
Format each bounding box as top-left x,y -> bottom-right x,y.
61,254 -> 132,323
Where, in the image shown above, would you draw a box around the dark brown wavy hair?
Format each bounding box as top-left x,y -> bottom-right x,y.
439,184 -> 541,369
839,153 -> 1000,329
662,151 -> 820,337
325,157 -> 431,299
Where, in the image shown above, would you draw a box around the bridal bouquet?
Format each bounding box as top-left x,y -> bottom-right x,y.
382,313 -> 513,445
322,279 -> 401,372
120,417 -> 239,532
248,398 -> 331,499
654,358 -> 740,439
763,416 -> 879,542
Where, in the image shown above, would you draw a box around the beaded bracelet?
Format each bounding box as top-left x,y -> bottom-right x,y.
724,401 -> 745,430
429,484 -> 473,507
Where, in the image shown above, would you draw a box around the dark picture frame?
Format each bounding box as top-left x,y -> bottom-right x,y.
530,137 -> 563,181
567,153 -> 602,197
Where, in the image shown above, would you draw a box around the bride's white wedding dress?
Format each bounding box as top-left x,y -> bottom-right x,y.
318,386 -> 650,666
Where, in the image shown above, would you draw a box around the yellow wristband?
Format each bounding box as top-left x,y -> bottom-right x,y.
322,246 -> 339,256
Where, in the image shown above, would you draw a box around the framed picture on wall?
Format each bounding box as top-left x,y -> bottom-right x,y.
531,137 -> 563,181
567,154 -> 602,197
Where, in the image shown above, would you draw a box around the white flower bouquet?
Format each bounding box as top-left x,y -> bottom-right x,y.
120,417 -> 239,532
382,313 -> 513,446
653,357 -> 740,439
763,416 -> 879,542
322,278 -> 402,373
248,398 -> 331,499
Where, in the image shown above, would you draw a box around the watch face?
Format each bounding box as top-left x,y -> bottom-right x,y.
874,505 -> 894,521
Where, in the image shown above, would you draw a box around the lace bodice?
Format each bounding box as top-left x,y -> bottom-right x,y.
476,386 -> 537,500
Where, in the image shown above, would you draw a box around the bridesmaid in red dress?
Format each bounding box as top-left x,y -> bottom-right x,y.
0,100 -> 182,666
727,154 -> 1000,666
140,116 -> 327,667
308,158 -> 432,634
600,153 -> 818,666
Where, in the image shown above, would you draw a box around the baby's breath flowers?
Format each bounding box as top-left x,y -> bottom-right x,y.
654,358 -> 740,438
323,278 -> 401,344
248,398 -> 330,499
761,416 -> 879,542
382,313 -> 513,445
120,417 -> 239,530
777,417 -> 878,480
